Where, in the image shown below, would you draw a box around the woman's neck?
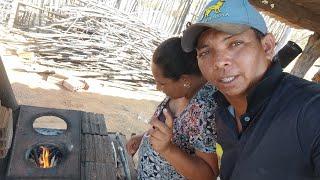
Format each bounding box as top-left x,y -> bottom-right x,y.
169,76 -> 206,118
168,98 -> 189,117
185,76 -> 207,100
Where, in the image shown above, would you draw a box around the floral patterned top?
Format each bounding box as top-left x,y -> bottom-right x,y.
137,83 -> 217,179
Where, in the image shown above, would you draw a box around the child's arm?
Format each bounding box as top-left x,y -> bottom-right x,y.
149,109 -> 219,179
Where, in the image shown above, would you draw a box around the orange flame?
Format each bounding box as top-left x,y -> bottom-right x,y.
39,146 -> 51,168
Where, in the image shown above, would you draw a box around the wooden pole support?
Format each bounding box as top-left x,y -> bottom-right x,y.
312,69 -> 320,83
290,33 -> 320,78
0,57 -> 18,110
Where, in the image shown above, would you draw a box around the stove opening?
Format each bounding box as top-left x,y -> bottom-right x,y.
33,116 -> 67,136
27,144 -> 63,168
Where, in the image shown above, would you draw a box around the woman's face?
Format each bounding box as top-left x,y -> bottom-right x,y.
151,62 -> 186,99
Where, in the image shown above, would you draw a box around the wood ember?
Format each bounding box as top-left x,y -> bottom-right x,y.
3,0 -> 166,89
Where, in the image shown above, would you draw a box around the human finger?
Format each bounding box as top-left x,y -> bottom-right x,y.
163,108 -> 173,130
149,128 -> 167,141
150,117 -> 170,134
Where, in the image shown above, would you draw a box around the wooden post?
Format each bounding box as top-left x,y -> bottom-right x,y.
290,33 -> 320,78
115,0 -> 122,9
7,0 -> 19,28
0,57 -> 18,110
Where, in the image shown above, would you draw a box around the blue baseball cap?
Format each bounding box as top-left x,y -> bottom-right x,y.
181,0 -> 267,52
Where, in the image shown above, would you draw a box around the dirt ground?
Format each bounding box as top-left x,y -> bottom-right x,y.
2,55 -> 163,139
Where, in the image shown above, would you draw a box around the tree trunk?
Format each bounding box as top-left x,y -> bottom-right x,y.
7,0 -> 19,28
290,33 -> 320,78
312,69 -> 320,83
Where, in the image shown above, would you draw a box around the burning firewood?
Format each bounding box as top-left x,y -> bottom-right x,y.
28,145 -> 62,168
39,146 -> 51,168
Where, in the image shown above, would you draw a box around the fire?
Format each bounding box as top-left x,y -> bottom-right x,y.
39,146 -> 52,168
28,145 -> 61,168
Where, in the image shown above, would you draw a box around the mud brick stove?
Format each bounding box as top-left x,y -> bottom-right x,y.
0,57 -> 135,179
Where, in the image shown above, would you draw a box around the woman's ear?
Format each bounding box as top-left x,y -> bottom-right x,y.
261,33 -> 276,61
180,75 -> 190,82
179,75 -> 191,86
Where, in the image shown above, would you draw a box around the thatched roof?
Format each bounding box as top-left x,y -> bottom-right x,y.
249,0 -> 320,34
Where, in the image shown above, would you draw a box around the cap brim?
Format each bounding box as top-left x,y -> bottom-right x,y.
181,23 -> 250,52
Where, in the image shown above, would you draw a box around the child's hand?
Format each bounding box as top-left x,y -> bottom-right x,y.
148,108 -> 174,155
126,134 -> 143,156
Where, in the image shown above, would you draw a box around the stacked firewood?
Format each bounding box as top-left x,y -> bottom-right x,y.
0,100 -> 13,158
4,0 -> 167,89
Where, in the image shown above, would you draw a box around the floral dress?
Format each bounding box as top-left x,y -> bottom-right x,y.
137,83 -> 217,179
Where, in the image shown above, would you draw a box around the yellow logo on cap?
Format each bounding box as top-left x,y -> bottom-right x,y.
204,0 -> 226,17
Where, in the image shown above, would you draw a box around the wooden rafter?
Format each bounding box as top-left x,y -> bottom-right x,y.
249,0 -> 320,34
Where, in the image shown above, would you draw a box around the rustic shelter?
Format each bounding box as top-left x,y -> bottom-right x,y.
249,0 -> 320,82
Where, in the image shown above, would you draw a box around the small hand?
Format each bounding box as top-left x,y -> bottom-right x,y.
148,108 -> 174,155
126,134 -> 143,156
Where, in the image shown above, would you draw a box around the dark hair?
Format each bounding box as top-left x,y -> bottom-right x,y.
152,37 -> 201,81
251,28 -> 266,40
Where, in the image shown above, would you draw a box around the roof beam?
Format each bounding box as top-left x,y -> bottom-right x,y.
249,0 -> 320,34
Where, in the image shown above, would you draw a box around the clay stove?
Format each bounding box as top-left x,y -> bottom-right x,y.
0,57 -> 136,180
7,105 -> 82,179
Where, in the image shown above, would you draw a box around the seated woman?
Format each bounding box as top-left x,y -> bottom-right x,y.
126,37 -> 219,179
